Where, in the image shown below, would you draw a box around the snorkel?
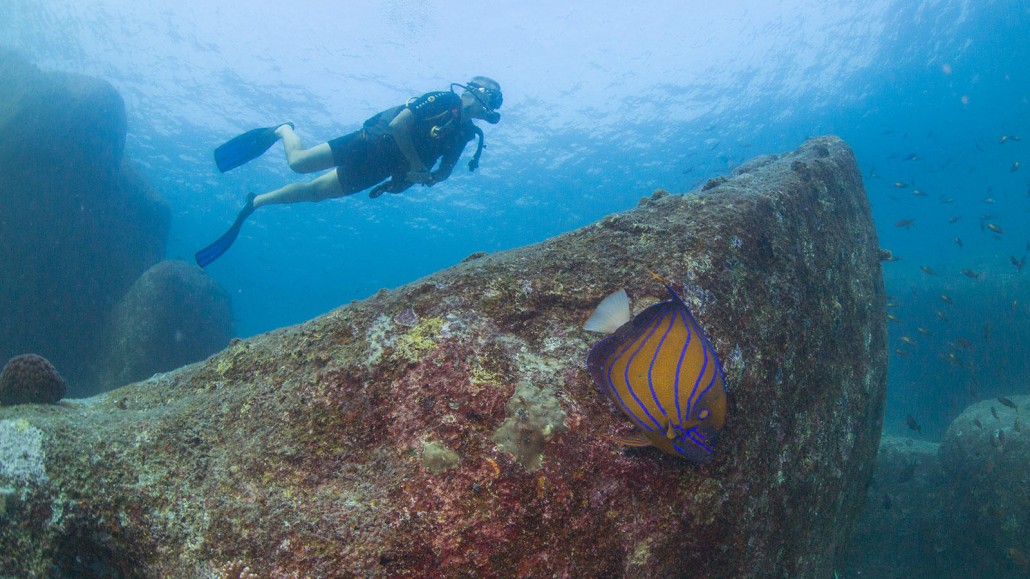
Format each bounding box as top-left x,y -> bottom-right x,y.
451,81 -> 503,124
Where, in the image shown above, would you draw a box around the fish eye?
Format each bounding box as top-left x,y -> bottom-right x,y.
698,409 -> 710,420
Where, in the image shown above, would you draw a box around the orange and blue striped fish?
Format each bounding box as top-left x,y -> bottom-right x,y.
584,277 -> 727,464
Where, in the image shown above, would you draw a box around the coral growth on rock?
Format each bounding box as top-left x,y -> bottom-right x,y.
0,354 -> 67,406
0,137 -> 886,577
492,380 -> 568,471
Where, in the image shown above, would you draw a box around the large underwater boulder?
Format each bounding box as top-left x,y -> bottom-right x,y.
0,50 -> 170,394
0,137 -> 887,577
937,396 -> 1030,577
843,399 -> 1030,578
98,260 -> 234,389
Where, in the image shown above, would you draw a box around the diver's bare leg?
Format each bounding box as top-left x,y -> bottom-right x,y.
253,170 -> 345,208
276,124 -> 335,173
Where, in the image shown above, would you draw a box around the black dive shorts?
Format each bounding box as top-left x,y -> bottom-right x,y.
327,131 -> 402,195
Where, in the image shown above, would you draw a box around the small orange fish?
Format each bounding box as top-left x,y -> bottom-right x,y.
986,223 -> 1004,234
900,336 -> 917,346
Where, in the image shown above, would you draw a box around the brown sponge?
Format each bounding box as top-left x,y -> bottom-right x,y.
0,354 -> 67,406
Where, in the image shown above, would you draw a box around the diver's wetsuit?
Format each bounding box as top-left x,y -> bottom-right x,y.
326,91 -> 478,195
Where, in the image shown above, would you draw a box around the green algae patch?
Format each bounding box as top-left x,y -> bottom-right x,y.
393,317 -> 445,363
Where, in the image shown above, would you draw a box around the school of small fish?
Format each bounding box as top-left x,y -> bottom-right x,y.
874,131 -> 1028,442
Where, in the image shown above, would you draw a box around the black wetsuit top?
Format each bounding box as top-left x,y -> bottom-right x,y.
327,91 -> 477,195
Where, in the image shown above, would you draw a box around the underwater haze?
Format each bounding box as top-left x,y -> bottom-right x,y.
2,0 -> 1028,441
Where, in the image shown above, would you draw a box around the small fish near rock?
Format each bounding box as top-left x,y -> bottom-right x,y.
997,396 -> 1017,411
583,274 -> 728,464
906,414 -> 921,433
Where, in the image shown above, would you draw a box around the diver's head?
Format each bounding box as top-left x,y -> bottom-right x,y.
459,76 -> 503,124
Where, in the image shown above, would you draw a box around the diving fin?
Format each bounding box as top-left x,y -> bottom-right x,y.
195,193 -> 257,268
214,122 -> 292,172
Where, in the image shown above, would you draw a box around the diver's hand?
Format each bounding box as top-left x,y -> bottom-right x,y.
406,170 -> 435,185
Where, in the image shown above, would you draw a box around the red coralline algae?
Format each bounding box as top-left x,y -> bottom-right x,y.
0,354 -> 67,406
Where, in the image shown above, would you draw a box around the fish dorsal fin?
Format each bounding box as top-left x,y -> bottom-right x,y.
607,432 -> 653,447
583,289 -> 631,333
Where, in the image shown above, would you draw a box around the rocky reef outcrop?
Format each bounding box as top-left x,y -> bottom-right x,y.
844,397 -> 1030,578
938,396 -> 1030,577
0,137 -> 887,577
841,435 -> 951,576
0,50 -> 168,393
0,52 -> 232,395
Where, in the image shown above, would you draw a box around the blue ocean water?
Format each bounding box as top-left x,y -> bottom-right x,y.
2,0 -> 1027,441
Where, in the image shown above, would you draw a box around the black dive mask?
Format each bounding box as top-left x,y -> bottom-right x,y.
452,82 -> 503,124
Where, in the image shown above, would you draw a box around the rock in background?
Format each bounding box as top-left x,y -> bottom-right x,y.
99,260 -> 234,389
0,137 -> 887,577
840,435 -> 953,577
843,397 -> 1030,578
938,396 -> 1030,577
0,52 -> 231,395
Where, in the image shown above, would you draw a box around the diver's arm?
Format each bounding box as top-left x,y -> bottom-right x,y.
431,151 -> 460,184
388,109 -> 432,183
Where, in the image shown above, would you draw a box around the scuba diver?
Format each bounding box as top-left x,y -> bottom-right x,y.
195,76 -> 503,267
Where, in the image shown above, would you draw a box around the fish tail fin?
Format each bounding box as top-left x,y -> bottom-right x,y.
583,289 -> 631,333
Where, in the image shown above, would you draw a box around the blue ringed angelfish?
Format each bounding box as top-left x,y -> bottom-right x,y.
583,274 -> 728,463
